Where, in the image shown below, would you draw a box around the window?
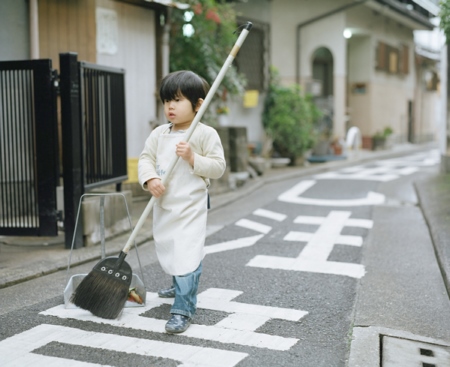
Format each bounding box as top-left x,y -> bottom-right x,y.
234,21 -> 269,91
376,41 -> 409,75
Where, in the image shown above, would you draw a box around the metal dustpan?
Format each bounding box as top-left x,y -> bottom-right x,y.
64,193 -> 147,309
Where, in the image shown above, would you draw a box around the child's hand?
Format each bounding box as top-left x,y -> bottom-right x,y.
176,141 -> 194,166
147,178 -> 165,198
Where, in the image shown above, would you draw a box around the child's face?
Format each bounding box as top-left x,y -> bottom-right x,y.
163,93 -> 200,131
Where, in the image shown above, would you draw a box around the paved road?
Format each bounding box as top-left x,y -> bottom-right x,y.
1,148 -> 449,366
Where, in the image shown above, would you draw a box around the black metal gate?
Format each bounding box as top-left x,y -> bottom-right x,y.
60,53 -> 128,248
1,55 -> 128,244
0,60 -> 59,236
81,62 -> 128,189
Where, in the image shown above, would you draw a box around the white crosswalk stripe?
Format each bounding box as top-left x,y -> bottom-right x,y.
235,218 -> 272,233
253,208 -> 287,221
0,324 -> 248,367
41,288 -> 307,351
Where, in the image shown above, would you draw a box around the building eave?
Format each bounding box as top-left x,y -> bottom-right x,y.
115,0 -> 189,12
369,0 -> 435,30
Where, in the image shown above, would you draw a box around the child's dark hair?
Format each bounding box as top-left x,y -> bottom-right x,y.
160,71 -> 210,111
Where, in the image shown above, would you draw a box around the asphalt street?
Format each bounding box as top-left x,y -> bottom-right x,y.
1,144 -> 450,366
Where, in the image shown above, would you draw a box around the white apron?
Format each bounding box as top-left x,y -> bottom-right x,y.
153,130 -> 207,276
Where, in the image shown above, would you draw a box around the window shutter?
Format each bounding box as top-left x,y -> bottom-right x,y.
401,45 -> 409,75
376,42 -> 386,71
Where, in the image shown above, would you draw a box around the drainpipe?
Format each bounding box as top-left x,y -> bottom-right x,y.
295,0 -> 370,86
162,7 -> 172,77
29,0 -> 39,59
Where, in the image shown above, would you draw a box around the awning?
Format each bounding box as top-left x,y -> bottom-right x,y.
411,0 -> 440,16
144,0 -> 189,9
372,0 -> 435,30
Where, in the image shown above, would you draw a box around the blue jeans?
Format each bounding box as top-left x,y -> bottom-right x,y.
170,262 -> 202,318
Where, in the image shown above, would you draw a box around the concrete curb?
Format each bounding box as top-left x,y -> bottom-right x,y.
415,175 -> 450,297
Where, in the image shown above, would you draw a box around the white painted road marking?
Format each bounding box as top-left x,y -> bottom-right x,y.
315,150 -> 439,182
253,208 -> 287,221
294,215 -> 373,229
247,211 -> 369,279
204,210 -> 286,255
204,235 -> 264,254
0,324 -> 248,367
315,166 -> 400,181
235,218 -> 272,233
278,180 -> 385,207
41,288 -> 306,351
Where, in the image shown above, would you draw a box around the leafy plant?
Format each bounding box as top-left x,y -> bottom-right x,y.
373,126 -> 393,139
372,126 -> 393,150
263,67 -> 321,163
440,0 -> 450,44
169,0 -> 247,104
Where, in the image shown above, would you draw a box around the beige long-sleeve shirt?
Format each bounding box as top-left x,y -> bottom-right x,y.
138,122 -> 226,191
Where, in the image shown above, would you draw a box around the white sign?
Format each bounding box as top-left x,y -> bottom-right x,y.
96,8 -> 118,55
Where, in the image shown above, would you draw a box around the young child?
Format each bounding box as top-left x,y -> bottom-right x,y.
138,70 -> 226,333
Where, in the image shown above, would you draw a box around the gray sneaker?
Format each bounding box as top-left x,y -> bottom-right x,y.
158,286 -> 175,298
165,314 -> 191,334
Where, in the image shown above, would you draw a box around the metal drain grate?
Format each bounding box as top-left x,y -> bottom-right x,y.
382,336 -> 450,367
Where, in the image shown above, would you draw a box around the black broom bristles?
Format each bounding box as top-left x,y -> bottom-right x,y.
70,252 -> 133,319
71,269 -> 129,319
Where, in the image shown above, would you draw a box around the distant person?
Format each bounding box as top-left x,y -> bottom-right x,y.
138,70 -> 226,333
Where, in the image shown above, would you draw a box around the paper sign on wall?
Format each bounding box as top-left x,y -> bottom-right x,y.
96,8 -> 119,55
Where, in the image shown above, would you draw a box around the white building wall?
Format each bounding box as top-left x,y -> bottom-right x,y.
95,0 -> 156,159
229,0 -> 271,147
270,0 -> 351,139
346,5 -> 428,142
233,0 -> 437,148
348,35 -> 372,134
301,13 -> 347,138
270,0 -> 349,85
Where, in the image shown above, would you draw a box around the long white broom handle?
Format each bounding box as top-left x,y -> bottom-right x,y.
122,22 -> 253,254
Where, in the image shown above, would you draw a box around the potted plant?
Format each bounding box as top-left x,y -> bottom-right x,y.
263,67 -> 321,165
372,126 -> 393,150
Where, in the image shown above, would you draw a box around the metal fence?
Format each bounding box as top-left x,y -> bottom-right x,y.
0,60 -> 59,236
0,54 -> 128,246
80,62 -> 127,190
60,53 -> 128,248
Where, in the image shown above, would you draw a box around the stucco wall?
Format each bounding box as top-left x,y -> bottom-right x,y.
95,0 -> 157,160
270,0 -> 350,139
346,5 -> 418,141
228,0 -> 272,146
415,86 -> 440,143
270,0 -> 350,85
268,0 -> 437,144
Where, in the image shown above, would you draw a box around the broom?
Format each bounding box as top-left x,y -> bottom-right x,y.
71,22 -> 253,319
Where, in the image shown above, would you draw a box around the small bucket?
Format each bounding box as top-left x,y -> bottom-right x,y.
64,193 -> 147,309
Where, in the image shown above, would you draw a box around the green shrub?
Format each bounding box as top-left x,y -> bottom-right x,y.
169,0 -> 246,100
263,68 -> 321,162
